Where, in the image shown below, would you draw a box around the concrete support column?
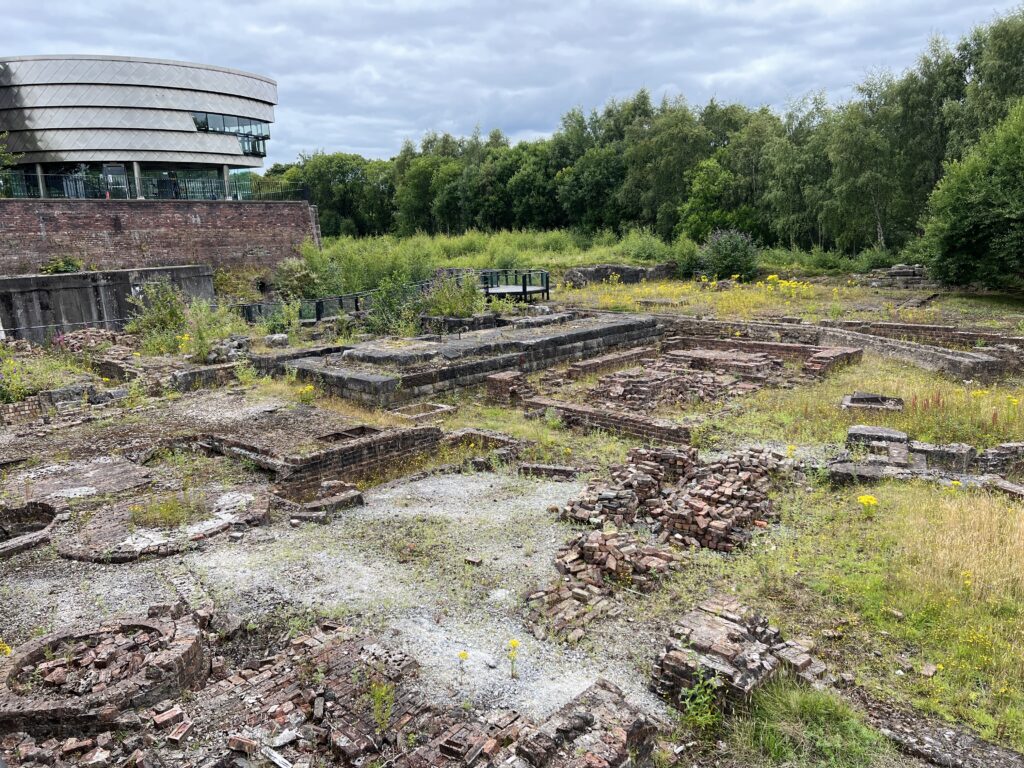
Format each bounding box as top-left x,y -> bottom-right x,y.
222,165 -> 231,200
35,163 -> 47,198
132,161 -> 144,199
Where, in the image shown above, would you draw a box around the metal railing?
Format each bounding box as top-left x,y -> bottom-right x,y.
0,171 -> 307,201
0,269 -> 553,340
235,269 -> 552,323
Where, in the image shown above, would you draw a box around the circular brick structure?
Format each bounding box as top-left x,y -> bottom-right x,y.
0,614 -> 207,736
57,488 -> 270,564
0,501 -> 59,560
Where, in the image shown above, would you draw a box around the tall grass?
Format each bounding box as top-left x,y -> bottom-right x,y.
704,356 -> 1024,448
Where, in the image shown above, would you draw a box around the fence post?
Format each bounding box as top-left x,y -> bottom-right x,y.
315,299 -> 324,322
522,274 -> 528,301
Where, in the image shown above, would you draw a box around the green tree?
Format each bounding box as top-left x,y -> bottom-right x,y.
920,99 -> 1024,287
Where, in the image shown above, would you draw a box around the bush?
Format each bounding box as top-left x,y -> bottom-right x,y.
126,282 -> 188,355
420,274 -> 485,318
702,229 -> 760,280
39,255 -> 84,275
261,300 -> 302,338
126,281 -> 248,358
181,300 -> 248,361
615,228 -> 672,263
365,275 -> 422,336
921,99 -> 1024,287
672,235 -> 702,278
273,257 -> 320,299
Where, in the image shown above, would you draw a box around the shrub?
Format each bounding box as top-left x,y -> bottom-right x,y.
261,300 -> 302,338
702,229 -> 760,280
672,235 -> 702,278
273,257 -> 320,299
126,281 -> 248,359
39,255 -> 84,275
181,300 -> 248,361
421,274 -> 485,318
615,227 -> 672,263
365,275 -> 422,336
126,282 -> 188,355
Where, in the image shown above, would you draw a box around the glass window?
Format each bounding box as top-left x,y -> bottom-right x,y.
191,112 -> 208,130
237,117 -> 251,134
223,115 -> 238,133
208,113 -> 224,131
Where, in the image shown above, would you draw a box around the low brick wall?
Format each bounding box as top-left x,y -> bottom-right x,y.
0,199 -> 317,276
820,320 -> 1022,347
526,396 -> 690,445
272,427 -> 443,495
656,315 -> 1005,380
565,346 -> 659,379
663,334 -> 861,374
291,316 -> 662,406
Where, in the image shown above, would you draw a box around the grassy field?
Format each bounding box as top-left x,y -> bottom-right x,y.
690,355 -> 1024,450
558,277 -> 1024,331
642,480 -> 1024,750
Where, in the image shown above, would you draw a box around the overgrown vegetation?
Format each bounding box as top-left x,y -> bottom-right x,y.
125,282 -> 248,359
651,481 -> 1024,748
128,491 -> 208,530
726,678 -> 892,767
0,345 -> 92,404
698,356 -> 1024,449
38,255 -> 85,275
420,274 -> 485,318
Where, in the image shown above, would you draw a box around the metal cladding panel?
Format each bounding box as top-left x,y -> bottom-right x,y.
1,56 -> 277,104
1,106 -> 197,131
0,85 -> 275,120
0,56 -> 275,169
6,128 -> 244,154
15,149 -> 263,166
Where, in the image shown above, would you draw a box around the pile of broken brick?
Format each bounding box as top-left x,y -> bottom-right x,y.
0,602 -> 664,768
652,595 -> 830,711
528,446 -> 799,642
561,446 -> 791,552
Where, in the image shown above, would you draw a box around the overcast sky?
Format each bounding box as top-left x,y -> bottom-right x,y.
3,0 -> 1018,165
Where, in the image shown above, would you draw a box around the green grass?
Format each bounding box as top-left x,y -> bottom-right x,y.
647,480 -> 1024,749
440,396 -> 632,470
0,347 -> 93,404
695,355 -> 1024,449
726,678 -> 895,767
128,492 -> 209,530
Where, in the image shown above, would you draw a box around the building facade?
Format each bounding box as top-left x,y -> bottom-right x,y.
0,55 -> 277,199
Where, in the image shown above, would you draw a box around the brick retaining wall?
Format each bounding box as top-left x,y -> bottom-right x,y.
0,199 -> 317,276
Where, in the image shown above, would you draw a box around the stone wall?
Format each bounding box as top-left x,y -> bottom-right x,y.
0,199 -> 317,276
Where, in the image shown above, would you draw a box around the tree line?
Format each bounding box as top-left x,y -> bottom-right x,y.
183,13 -> 1022,286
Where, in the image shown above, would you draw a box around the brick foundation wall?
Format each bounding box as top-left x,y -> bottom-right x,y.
525,396 -> 691,445
0,199 -> 317,276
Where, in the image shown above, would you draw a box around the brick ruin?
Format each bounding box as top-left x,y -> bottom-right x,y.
0,608 -> 660,768
651,596 -> 829,709
830,425 -> 1024,498
528,446 -> 798,643
6,302 -> 1024,768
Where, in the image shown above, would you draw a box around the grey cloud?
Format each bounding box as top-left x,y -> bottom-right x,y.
2,0 -> 1017,164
